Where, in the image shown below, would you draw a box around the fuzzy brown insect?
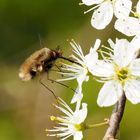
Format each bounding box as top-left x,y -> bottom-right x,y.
19,47 -> 80,100
19,48 -> 62,81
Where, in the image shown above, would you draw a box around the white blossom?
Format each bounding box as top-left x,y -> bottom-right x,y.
115,0 -> 140,52
46,98 -> 88,140
91,38 -> 140,107
115,0 -> 140,37
57,39 -> 100,103
82,0 -> 132,29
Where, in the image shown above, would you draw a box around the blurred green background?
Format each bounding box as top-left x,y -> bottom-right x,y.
1,0 -> 140,140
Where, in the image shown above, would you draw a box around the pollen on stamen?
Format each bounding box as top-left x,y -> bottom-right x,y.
50,116 -> 56,121
47,134 -> 57,137
134,12 -> 140,18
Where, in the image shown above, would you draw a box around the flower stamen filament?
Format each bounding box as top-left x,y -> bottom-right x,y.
86,119 -> 109,129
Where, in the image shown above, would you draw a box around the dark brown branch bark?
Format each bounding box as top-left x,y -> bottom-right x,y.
103,93 -> 126,140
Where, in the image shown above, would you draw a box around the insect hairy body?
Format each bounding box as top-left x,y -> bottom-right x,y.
19,48 -> 62,81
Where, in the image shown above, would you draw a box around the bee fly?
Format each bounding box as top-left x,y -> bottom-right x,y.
19,47 -> 79,81
19,47 -> 63,81
19,46 -> 81,82
19,47 -> 79,99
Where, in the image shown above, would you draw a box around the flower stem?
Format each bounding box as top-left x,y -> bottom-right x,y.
103,93 -> 126,140
87,120 -> 109,129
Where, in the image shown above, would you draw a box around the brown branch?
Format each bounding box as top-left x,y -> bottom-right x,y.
103,93 -> 126,140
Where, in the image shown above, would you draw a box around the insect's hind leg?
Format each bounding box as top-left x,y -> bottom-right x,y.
47,73 -> 77,94
53,64 -> 62,72
39,79 -> 58,100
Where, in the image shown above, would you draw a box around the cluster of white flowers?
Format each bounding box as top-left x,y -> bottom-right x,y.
82,0 -> 132,29
46,98 -> 87,140
58,38 -> 140,107
57,39 -> 100,103
47,0 -> 140,139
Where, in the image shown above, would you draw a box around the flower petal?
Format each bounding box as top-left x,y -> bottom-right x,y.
71,88 -> 83,104
124,80 -> 140,104
136,0 -> 140,14
85,51 -> 98,63
90,60 -> 114,77
97,81 -> 123,107
71,73 -> 89,103
74,131 -> 83,140
84,39 -> 100,70
91,1 -> 113,29
82,0 -> 104,5
85,49 -> 98,70
71,73 -> 89,104
77,73 -> 89,90
130,58 -> 140,76
131,34 -> 140,52
73,103 -> 88,124
108,38 -> 115,49
115,17 -> 140,36
93,39 -> 101,51
114,0 -> 132,18
114,39 -> 135,67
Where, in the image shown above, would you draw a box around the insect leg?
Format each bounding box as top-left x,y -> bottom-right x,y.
54,64 -> 62,72
47,74 -> 77,94
39,79 -> 58,100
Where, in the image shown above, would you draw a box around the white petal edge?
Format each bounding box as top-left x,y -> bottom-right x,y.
93,39 -> 101,51
74,131 -> 83,140
97,81 -> 123,107
82,0 -> 104,5
90,60 -> 114,77
71,87 -> 83,104
130,58 -> 140,77
131,34 -> 140,52
73,103 -> 88,124
108,38 -> 115,49
91,1 -> 113,29
84,39 -> 100,70
124,80 -> 140,104
114,0 -> 132,18
115,17 -> 140,36
114,39 -> 135,67
85,50 -> 98,70
136,0 -> 140,14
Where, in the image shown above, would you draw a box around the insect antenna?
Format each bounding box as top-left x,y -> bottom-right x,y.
38,34 -> 46,48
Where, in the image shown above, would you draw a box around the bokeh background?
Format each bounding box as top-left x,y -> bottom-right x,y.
0,0 -> 140,140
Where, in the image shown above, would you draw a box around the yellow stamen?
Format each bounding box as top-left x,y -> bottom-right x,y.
50,116 -> 56,121
134,12 -> 140,18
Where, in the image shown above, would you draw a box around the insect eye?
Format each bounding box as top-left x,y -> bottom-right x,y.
30,70 -> 36,78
